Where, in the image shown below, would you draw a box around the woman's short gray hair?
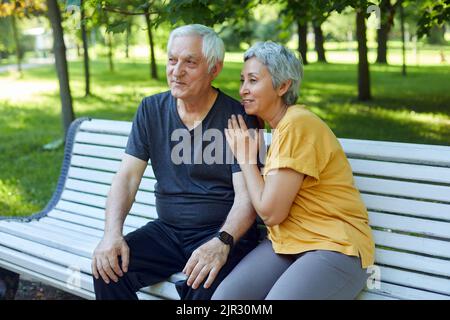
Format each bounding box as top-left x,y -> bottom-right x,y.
168,24 -> 225,73
244,41 -> 303,105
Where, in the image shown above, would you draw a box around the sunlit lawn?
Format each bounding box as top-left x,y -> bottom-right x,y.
0,55 -> 449,217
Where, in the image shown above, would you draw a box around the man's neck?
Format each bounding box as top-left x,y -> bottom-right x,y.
177,87 -> 218,130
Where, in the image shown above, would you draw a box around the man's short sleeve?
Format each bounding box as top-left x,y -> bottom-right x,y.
125,99 -> 150,162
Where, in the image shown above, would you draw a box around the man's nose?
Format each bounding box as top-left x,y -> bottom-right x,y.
173,62 -> 185,77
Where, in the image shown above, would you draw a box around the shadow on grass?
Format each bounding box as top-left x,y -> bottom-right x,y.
310,103 -> 450,145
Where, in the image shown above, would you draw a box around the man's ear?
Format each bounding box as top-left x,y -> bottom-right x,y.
277,79 -> 292,97
210,61 -> 223,80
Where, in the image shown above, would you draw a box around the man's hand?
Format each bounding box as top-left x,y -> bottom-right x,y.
183,237 -> 230,290
91,235 -> 130,284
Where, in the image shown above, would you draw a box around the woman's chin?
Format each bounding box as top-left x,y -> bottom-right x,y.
243,105 -> 257,116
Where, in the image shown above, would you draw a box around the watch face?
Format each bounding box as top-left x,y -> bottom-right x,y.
219,231 -> 233,246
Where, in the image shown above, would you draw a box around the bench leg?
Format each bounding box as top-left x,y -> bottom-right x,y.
0,268 -> 20,300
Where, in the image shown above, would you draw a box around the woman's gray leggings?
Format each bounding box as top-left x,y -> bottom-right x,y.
212,239 -> 369,300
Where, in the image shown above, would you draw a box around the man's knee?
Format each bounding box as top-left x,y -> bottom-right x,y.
176,279 -> 217,300
92,273 -> 138,300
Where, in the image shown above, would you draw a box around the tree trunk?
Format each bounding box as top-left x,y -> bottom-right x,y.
125,21 -> 131,59
46,0 -> 75,138
313,21 -> 326,63
107,32 -> 114,72
297,21 -> 308,65
356,9 -> 371,101
376,0 -> 396,64
144,11 -> 158,79
10,15 -> 22,75
80,0 -> 90,96
376,24 -> 388,64
400,3 -> 406,76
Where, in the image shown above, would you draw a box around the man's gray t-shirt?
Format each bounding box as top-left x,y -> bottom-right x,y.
125,89 -> 260,228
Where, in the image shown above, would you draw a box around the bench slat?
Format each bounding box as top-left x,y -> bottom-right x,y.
0,221 -> 94,258
60,190 -> 157,219
355,176 -> 449,203
68,167 -> 157,191
140,280 -> 179,300
47,210 -> 137,235
361,193 -> 450,221
56,200 -> 151,228
340,138 -> 450,166
380,265 -> 450,296
73,143 -> 125,160
75,132 -> 128,148
0,232 -> 92,273
363,282 -> 449,300
369,211 -> 450,239
375,248 -> 450,277
80,119 -> 132,136
349,158 -> 450,184
373,229 -> 450,259
28,220 -> 100,241
65,178 -> 156,205
70,155 -> 155,178
40,217 -> 106,237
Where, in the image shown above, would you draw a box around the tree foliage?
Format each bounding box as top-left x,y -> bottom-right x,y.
0,0 -> 46,18
416,0 -> 450,38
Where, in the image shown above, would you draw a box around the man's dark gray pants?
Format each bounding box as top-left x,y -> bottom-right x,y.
93,219 -> 258,300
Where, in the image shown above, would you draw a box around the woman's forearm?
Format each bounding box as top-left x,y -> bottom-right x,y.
240,164 -> 271,222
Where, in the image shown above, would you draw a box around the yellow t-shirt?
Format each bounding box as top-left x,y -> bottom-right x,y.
263,105 -> 375,268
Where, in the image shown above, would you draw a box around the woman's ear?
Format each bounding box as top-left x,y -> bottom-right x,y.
277,79 -> 292,97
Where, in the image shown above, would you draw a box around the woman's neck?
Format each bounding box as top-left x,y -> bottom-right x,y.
267,102 -> 289,129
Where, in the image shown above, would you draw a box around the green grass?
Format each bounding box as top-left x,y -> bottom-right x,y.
0,56 -> 449,217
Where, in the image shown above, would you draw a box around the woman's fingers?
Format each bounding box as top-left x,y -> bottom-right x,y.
237,114 -> 248,130
231,114 -> 240,130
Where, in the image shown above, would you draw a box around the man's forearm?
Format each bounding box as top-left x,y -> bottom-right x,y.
104,175 -> 139,237
220,201 -> 256,244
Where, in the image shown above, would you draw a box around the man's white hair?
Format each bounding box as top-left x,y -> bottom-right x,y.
167,24 -> 225,73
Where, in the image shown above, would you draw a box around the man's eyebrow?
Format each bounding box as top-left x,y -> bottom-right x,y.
185,54 -> 200,60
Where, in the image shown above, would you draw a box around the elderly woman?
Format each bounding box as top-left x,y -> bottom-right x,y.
213,41 -> 375,300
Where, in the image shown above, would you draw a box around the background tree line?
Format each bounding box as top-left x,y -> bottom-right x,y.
0,0 -> 448,140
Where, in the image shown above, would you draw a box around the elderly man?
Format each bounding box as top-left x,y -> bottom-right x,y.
91,24 -> 260,300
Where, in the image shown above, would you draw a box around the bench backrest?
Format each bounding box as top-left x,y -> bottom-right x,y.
65,118 -> 450,299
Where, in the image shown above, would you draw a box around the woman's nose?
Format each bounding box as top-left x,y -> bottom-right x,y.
240,83 -> 249,96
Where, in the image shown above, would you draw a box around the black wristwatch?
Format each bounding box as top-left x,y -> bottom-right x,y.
216,231 -> 234,249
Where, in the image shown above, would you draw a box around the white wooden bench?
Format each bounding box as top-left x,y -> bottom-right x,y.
1,117 -> 449,300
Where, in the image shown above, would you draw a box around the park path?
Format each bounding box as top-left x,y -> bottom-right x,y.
0,57 -> 54,74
